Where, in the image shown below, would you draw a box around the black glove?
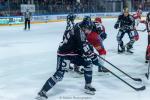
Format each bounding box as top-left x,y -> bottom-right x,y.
100,32 -> 107,40
114,23 -> 119,29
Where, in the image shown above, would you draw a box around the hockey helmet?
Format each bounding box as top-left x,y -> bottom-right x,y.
80,20 -> 93,30
95,17 -> 102,23
67,13 -> 76,21
83,16 -> 91,22
137,9 -> 142,15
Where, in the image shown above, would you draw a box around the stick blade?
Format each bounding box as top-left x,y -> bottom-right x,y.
133,78 -> 142,82
135,86 -> 146,91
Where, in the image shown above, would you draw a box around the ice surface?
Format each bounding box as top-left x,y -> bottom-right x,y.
0,19 -> 150,100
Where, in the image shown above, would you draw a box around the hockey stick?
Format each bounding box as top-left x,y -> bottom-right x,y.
118,26 -> 146,32
102,65 -> 146,91
145,60 -> 150,79
98,56 -> 142,82
136,28 -> 146,32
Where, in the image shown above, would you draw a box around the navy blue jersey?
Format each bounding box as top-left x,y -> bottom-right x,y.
146,13 -> 150,32
58,23 -> 92,56
116,14 -> 135,30
147,21 -> 150,32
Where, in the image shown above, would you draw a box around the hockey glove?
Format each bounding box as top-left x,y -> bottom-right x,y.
114,23 -> 119,29
100,32 -> 107,40
98,48 -> 106,55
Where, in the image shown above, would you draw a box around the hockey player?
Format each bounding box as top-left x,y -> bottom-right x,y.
87,17 -> 108,72
132,8 -> 146,41
36,20 -> 102,100
92,17 -> 107,53
145,12 -> 150,63
66,13 -> 76,30
69,16 -> 108,74
94,17 -> 107,41
114,8 -> 135,53
24,9 -> 32,30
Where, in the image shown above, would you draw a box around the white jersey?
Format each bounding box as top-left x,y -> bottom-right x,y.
24,11 -> 32,19
133,10 -> 145,28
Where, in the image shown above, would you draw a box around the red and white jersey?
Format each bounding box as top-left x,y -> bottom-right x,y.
86,31 -> 106,55
133,13 -> 141,20
94,22 -> 105,33
94,17 -> 105,33
133,10 -> 145,27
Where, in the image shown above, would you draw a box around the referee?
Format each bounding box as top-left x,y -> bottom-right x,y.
24,9 -> 32,30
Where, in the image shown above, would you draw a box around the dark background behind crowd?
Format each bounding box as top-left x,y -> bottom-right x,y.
0,0 -> 150,17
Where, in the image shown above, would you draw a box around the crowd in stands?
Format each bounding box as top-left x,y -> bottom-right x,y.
34,0 -> 105,14
0,0 -> 150,16
0,0 -> 22,16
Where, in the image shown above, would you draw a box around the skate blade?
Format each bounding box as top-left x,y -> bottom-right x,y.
117,51 -> 125,54
35,96 -> 47,100
125,51 -> 133,55
84,89 -> 95,95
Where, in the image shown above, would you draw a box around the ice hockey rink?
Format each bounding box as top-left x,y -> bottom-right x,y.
0,18 -> 150,100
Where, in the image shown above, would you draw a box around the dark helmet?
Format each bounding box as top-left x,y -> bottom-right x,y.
80,20 -> 93,30
83,16 -> 91,22
67,13 -> 76,21
147,12 -> 150,21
